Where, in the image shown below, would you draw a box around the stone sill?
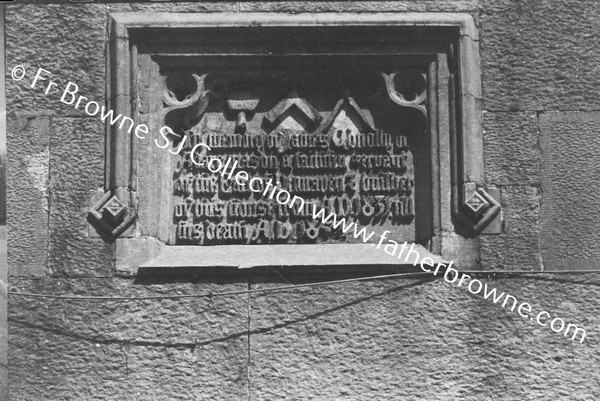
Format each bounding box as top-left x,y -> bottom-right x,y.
116,238 -> 448,275
135,243 -> 447,271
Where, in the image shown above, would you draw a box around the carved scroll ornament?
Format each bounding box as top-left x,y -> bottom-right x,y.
162,73 -> 215,130
381,72 -> 427,117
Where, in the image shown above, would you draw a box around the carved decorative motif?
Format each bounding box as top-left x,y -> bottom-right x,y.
263,91 -> 322,132
320,97 -> 375,134
88,191 -> 136,239
458,182 -> 501,233
98,13 -> 496,256
381,72 -> 427,117
227,92 -> 260,134
162,73 -> 216,129
171,77 -> 415,245
465,191 -> 488,217
102,196 -> 127,221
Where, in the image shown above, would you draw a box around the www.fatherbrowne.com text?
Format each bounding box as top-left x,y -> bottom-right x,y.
194,148 -> 588,344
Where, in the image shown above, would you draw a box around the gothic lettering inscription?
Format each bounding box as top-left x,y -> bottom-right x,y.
169,79 -> 417,245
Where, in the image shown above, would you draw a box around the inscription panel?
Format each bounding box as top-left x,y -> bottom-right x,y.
160,61 -> 425,245
100,14 -> 487,269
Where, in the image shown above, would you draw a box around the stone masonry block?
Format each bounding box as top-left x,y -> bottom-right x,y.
108,2 -> 239,13
480,185 -> 542,270
5,4 -> 107,116
6,114 -> 50,277
480,0 -> 600,111
49,117 -> 113,277
483,111 -> 540,186
249,279 -> 475,400
350,0 -> 477,12
8,277 -> 249,400
249,274 -> 600,400
539,111 -> 600,270
238,2 -> 353,12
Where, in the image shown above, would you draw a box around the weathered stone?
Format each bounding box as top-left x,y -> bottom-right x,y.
0,227 -> 6,282
108,2 -> 239,13
479,186 -> 542,271
350,0 -> 477,12
480,0 -> 600,111
6,114 -> 50,277
0,223 -> 6,387
5,5 -> 107,116
249,276 -> 600,399
49,118 -> 113,277
238,2 -> 353,12
9,277 -> 249,399
440,233 -> 479,268
539,111 -> 600,270
483,111 -> 540,186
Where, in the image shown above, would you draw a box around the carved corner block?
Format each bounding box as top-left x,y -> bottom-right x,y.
456,182 -> 502,234
88,190 -> 136,240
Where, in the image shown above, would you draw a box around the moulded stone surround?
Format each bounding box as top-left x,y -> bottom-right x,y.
100,12 -> 498,273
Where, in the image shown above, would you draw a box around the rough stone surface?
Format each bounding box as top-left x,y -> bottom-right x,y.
6,114 -> 50,277
539,111 -> 600,270
0,154 -> 6,225
5,5 -> 107,116
0,226 -> 6,401
483,111 -> 540,186
249,277 -> 600,400
49,118 -> 114,277
238,2 -> 354,12
350,0 -> 477,12
480,0 -> 600,111
10,274 -> 599,400
108,0 -> 478,13
9,277 -> 249,400
480,186 -> 542,271
108,2 -> 239,13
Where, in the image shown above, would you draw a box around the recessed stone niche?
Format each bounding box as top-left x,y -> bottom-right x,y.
88,13 -> 500,274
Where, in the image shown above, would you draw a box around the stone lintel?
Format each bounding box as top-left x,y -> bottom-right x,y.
110,12 -> 478,39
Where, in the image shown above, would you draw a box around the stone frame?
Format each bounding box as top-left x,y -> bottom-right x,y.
89,12 -> 498,274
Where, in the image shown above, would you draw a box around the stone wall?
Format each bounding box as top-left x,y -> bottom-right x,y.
5,1 -> 600,400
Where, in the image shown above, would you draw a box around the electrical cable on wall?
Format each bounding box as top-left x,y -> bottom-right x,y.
7,269 -> 600,301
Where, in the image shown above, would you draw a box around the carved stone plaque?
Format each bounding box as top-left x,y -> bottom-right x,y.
162,64 -> 425,245
96,14 -> 496,270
